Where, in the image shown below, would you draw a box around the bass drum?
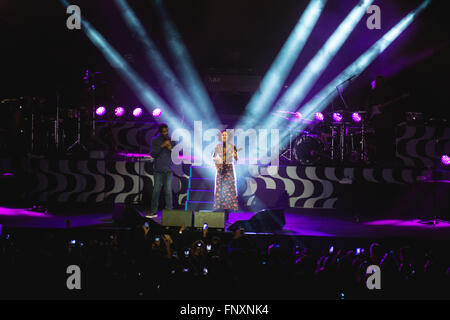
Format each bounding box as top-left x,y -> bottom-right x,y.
293,134 -> 324,165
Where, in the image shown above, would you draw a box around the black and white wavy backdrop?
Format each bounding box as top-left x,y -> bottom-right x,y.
2,121 -> 438,209
14,158 -> 423,210
19,159 -> 191,207
95,121 -> 160,152
396,124 -> 450,168
239,165 -> 423,209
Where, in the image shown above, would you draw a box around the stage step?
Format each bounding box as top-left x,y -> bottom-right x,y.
185,201 -> 214,211
190,166 -> 216,179
187,189 -> 215,201
185,165 -> 216,211
189,177 -> 215,190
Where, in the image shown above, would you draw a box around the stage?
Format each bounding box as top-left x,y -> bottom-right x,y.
2,206 -> 450,244
2,0 -> 450,301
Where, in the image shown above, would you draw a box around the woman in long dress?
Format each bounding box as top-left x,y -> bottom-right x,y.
213,131 -> 239,215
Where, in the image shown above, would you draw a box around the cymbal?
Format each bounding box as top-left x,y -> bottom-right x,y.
328,110 -> 368,114
329,109 -> 351,114
1,98 -> 19,104
271,112 -> 313,124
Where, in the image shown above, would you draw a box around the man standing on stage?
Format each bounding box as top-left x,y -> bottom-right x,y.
147,123 -> 175,218
365,75 -> 406,165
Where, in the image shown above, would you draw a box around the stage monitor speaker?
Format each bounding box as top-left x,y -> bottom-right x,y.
249,208 -> 285,231
227,220 -> 255,232
162,210 -> 193,227
228,208 -> 285,232
193,211 -> 225,229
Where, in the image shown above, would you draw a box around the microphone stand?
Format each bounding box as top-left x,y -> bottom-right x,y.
334,74 -> 358,163
335,74 -> 358,110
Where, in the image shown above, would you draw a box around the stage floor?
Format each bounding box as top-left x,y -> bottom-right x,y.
1,206 -> 450,242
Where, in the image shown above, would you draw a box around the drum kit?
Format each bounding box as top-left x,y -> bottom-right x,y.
278,109 -> 374,166
0,70 -> 108,157
0,96 -> 95,156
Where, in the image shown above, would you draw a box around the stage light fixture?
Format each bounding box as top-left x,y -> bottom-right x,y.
133,107 -> 143,117
332,112 -> 343,122
314,112 -> 324,121
152,108 -> 162,118
298,0 -> 432,120
276,0 -> 432,151
295,112 -> 303,119
352,112 -> 362,123
114,107 -> 125,117
96,106 -> 106,116
441,155 -> 450,166
85,2 -> 206,173
60,0 -> 184,134
275,0 -> 373,119
114,0 -> 216,127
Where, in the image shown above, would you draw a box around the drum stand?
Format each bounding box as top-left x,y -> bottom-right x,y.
329,122 -> 347,164
67,70 -> 99,155
359,120 -> 370,163
330,124 -> 339,163
30,111 -> 35,154
66,109 -> 87,154
329,121 -> 371,165
280,132 -> 293,161
54,91 -> 61,153
340,123 -> 346,163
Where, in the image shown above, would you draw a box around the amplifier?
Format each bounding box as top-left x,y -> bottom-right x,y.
161,210 -> 193,227
193,211 -> 225,229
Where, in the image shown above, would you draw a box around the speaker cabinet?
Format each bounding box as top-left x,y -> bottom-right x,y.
249,208 -> 285,231
193,211 -> 225,229
162,210 -> 193,227
228,208 -> 285,232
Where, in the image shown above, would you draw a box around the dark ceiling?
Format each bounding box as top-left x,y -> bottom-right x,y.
1,0 -> 449,118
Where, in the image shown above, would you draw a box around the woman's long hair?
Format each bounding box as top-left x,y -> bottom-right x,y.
218,129 -> 234,144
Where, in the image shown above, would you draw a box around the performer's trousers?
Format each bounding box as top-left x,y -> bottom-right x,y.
151,171 -> 173,212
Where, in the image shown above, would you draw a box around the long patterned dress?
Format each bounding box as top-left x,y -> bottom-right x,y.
213,143 -> 238,211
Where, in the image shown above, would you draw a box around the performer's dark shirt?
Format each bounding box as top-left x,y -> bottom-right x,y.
150,135 -> 175,172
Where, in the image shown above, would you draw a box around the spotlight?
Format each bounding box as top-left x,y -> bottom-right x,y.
132,107 -> 143,117
295,112 -> 303,119
60,0 -> 181,132
332,112 -> 343,122
352,112 -> 362,123
272,0 -> 373,128
287,0 -> 432,133
155,0 -> 221,128
314,112 -> 324,121
114,107 -> 125,117
441,155 -> 450,166
236,0 -> 327,129
114,0 -> 217,127
152,108 -> 162,118
96,106 -> 106,116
